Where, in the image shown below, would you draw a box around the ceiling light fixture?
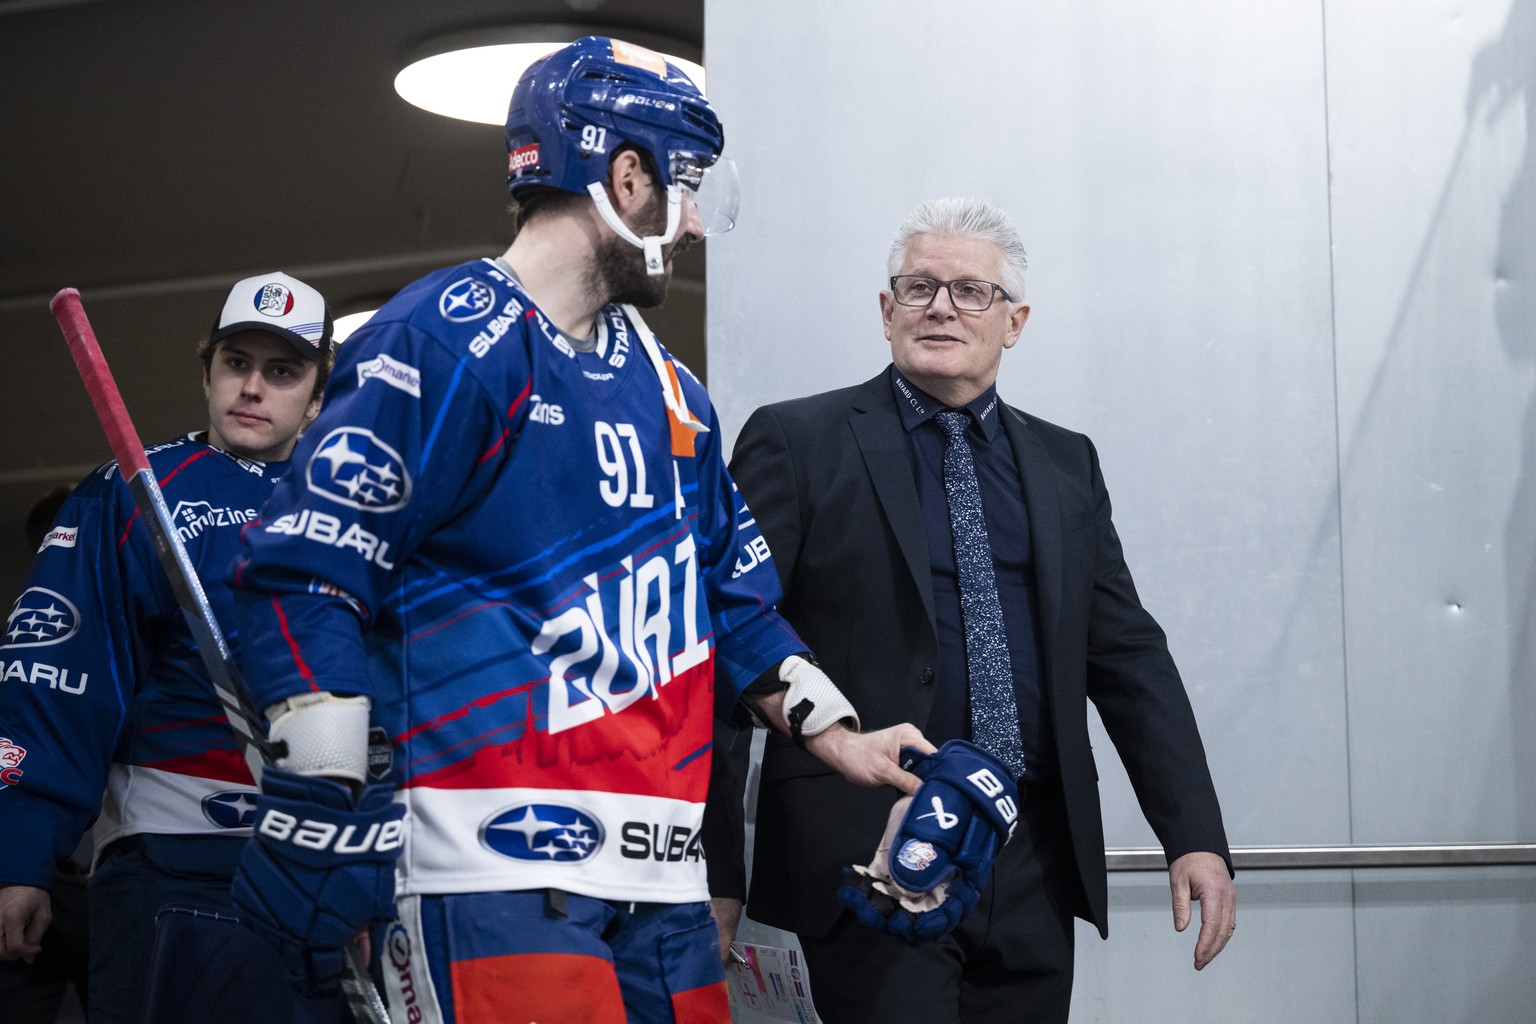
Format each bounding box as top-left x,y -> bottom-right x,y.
394,26 -> 706,126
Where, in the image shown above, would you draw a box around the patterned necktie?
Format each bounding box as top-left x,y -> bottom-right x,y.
935,410 -> 1028,779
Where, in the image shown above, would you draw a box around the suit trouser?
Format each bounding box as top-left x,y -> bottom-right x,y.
798,780 -> 1078,1024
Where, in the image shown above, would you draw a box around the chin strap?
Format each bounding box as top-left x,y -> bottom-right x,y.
587,181 -> 685,277
623,304 -> 707,436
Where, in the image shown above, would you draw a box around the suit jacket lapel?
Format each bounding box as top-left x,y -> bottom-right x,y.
849,373 -> 936,627
1002,404 -> 1064,653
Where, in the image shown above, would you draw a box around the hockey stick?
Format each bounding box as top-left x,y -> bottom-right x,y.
49,288 -> 392,1024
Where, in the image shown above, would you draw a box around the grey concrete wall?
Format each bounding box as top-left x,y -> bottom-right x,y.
705,1 -> 1536,1021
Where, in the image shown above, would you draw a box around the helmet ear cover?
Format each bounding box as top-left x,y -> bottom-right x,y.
510,146 -> 658,235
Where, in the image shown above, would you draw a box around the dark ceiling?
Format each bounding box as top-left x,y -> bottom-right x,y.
0,0 -> 707,600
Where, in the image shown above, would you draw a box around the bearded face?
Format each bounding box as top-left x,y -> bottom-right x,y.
595,184 -> 693,309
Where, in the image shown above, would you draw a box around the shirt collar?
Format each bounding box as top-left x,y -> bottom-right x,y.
889,366 -> 1004,442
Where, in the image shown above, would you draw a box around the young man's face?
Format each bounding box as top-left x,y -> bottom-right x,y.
203,331 -> 320,462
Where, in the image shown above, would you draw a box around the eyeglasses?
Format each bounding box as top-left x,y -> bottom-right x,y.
889,275 -> 1014,312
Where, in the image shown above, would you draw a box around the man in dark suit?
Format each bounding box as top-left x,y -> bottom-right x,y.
708,197 -> 1236,1024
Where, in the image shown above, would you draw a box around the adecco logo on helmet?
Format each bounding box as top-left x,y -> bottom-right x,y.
508,144 -> 540,173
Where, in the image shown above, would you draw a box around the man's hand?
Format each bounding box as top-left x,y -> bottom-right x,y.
710,896 -> 743,964
0,885 -> 51,963
1169,851 -> 1236,970
804,722 -> 935,795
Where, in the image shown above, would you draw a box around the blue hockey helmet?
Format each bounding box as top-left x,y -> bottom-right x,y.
505,36 -> 739,272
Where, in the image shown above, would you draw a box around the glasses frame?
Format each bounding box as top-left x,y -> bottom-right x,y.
888,275 -> 1015,311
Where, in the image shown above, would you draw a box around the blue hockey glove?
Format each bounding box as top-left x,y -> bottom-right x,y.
231,766 -> 406,998
837,739 -> 1020,943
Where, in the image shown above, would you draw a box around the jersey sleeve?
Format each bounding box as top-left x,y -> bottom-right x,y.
0,469 -> 161,887
673,364 -> 807,709
230,307 -> 522,711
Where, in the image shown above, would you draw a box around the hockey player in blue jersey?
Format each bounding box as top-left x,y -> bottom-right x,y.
0,272 -> 340,1024
228,35 -> 933,1024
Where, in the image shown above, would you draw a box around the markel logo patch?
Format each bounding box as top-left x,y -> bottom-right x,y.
38,526 -> 77,552
357,354 -> 422,398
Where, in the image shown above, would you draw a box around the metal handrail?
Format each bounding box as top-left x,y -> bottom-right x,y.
1106,842 -> 1536,871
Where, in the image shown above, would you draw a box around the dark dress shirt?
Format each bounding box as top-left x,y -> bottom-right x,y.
890,369 -> 1056,777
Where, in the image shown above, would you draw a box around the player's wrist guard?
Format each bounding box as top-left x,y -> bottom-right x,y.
265,692 -> 371,785
232,766 -> 405,998
777,655 -> 860,748
836,739 -> 1020,943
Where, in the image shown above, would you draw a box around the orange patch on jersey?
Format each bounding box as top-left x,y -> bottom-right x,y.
665,361 -> 697,458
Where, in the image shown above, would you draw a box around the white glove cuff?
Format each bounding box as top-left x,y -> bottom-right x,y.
779,655 -> 860,744
265,692 -> 372,784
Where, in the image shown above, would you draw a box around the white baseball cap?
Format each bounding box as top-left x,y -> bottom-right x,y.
208,271 -> 333,359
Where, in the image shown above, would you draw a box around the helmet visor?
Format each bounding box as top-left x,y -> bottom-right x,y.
673,155 -> 739,236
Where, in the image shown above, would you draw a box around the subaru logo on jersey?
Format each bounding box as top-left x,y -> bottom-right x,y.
202,790 -> 259,828
3,588 -> 80,648
439,277 -> 495,323
255,282 -> 296,318
306,427 -> 412,511
481,804 -> 604,863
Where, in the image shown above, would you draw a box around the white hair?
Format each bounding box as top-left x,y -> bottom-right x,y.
887,197 -> 1028,302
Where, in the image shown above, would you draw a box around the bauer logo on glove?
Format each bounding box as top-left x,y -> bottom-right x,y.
838,739 -> 1021,943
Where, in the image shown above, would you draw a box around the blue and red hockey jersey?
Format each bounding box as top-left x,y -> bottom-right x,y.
0,436 -> 283,889
232,259 -> 804,904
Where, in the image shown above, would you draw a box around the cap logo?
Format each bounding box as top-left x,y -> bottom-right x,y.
508,143 -> 540,174
254,283 -> 296,319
